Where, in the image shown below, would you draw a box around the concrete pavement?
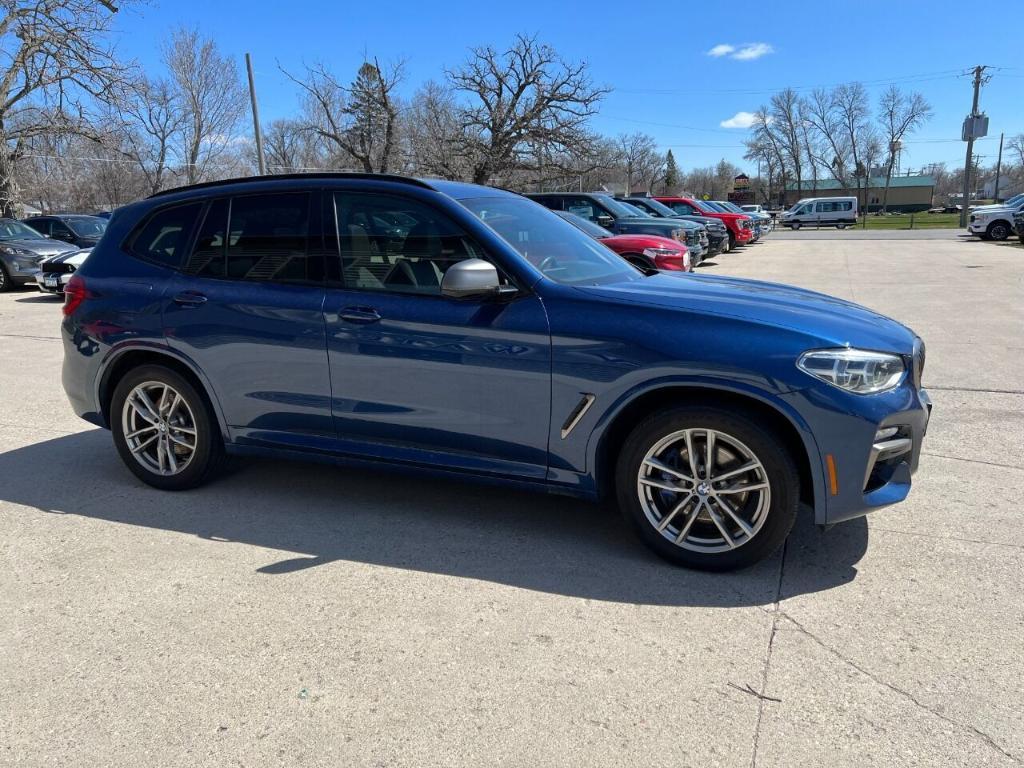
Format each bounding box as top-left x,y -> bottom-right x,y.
1,233 -> 1022,767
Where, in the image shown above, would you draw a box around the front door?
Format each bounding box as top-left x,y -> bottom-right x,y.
163,191 -> 334,442
323,189 -> 551,480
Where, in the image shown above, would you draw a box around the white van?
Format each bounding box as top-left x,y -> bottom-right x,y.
781,197 -> 858,229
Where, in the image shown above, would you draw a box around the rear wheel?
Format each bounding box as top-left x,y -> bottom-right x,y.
615,406 -> 799,571
727,232 -> 736,250
987,221 -> 1010,241
836,222 -> 847,230
111,364 -> 224,490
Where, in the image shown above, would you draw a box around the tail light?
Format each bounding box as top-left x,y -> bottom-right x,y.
63,274 -> 89,316
643,246 -> 689,272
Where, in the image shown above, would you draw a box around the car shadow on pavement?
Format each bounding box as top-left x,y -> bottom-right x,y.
1,430 -> 868,607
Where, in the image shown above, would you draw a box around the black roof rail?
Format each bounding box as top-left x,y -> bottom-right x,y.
147,172 -> 436,199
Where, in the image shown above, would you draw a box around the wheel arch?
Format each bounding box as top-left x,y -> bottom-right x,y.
97,345 -> 228,439
591,384 -> 821,517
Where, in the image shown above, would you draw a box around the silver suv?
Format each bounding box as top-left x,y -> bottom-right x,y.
0,218 -> 77,291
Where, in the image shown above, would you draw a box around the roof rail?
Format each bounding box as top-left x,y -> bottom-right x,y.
148,172 -> 436,199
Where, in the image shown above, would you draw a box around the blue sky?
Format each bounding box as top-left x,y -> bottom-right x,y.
109,0 -> 1021,174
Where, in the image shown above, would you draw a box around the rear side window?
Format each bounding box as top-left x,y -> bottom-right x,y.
225,193 -> 313,283
185,199 -> 229,278
126,203 -> 203,269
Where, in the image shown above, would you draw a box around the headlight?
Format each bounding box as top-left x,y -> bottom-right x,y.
797,349 -> 906,394
670,228 -> 685,242
0,245 -> 33,257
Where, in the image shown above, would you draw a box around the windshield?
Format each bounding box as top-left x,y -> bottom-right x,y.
616,201 -> 653,218
0,219 -> 45,241
630,198 -> 678,217
64,216 -> 107,237
460,196 -> 641,286
702,201 -> 727,212
715,201 -> 744,213
554,210 -> 613,238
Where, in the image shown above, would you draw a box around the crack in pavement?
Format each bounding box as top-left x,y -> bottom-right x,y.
925,385 -> 1024,395
750,540 -> 787,768
776,611 -> 1023,765
0,332 -> 61,341
921,452 -> 1024,472
868,526 -> 1024,551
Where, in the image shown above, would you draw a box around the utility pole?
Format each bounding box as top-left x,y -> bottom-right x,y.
245,53 -> 266,176
960,65 -> 988,227
993,132 -> 1004,203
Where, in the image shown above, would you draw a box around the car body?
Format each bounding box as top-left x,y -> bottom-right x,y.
717,201 -> 772,234
613,199 -> 710,263
968,199 -> 1024,241
35,248 -> 92,295
1014,209 -> 1024,244
22,214 -> 108,249
707,201 -> 763,240
652,196 -> 754,249
616,197 -> 729,256
61,173 -> 930,571
781,197 -> 858,229
526,192 -> 707,265
554,210 -> 692,272
0,218 -> 78,291
970,193 -> 1024,214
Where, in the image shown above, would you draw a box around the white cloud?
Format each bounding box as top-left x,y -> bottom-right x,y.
707,42 -> 775,61
732,43 -> 774,61
720,111 -> 759,129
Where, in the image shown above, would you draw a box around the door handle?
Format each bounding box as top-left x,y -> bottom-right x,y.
339,307 -> 382,324
173,291 -> 207,306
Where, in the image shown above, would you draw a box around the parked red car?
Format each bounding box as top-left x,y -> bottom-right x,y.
653,196 -> 754,250
555,211 -> 692,272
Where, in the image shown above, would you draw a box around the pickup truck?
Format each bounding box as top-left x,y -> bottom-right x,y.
652,196 -> 754,250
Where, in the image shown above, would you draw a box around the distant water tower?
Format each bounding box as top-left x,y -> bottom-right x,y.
890,140 -> 903,174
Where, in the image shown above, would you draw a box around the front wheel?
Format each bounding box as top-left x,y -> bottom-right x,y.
790,222 -> 801,230
987,222 -> 1010,241
111,364 -> 224,490
0,264 -> 11,293
615,406 -> 799,571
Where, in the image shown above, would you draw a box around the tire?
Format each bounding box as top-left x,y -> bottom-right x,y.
728,232 -> 736,250
0,264 -> 11,293
987,221 -> 1010,241
615,406 -> 799,571
790,222 -> 801,230
111,364 -> 224,490
836,223 -> 847,230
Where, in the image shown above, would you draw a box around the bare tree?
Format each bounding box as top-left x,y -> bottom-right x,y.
262,118 -> 326,173
405,80 -> 468,179
616,132 -> 662,193
832,82 -> 874,216
1009,134 -> 1024,170
769,88 -> 804,193
285,58 -> 404,174
878,86 -> 932,212
0,0 -> 133,216
165,27 -> 246,185
112,76 -> 186,194
802,87 -> 852,188
446,33 -> 609,185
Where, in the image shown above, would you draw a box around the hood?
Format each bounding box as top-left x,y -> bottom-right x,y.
972,204 -> 1023,217
677,215 -> 727,230
42,248 -> 91,267
0,238 -> 77,257
575,272 -> 918,353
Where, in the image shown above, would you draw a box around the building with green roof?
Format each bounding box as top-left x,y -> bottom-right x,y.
784,175 -> 935,212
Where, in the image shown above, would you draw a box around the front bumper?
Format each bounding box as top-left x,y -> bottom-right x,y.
35,271 -> 72,294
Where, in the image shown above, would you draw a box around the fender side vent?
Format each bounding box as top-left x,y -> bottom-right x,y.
560,394 -> 596,439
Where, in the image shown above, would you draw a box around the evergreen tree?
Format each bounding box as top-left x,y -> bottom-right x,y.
664,149 -> 679,192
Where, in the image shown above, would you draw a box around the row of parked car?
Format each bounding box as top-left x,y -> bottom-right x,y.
0,213 -> 108,293
0,193 -> 769,295
966,193 -> 1024,241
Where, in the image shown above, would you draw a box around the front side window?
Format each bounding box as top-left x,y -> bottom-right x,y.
65,216 -> 107,238
460,196 -> 641,286
332,192 -> 485,295
562,197 -> 605,223
668,202 -> 696,216
127,203 -> 203,268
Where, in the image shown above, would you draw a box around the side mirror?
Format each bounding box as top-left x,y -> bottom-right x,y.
596,214 -> 614,229
441,258 -> 515,300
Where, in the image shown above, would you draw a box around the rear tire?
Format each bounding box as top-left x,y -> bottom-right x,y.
836,223 -> 847,230
111,364 -> 224,490
728,232 -> 736,250
615,406 -> 799,571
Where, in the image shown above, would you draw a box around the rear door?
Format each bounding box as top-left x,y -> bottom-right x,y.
322,187 -> 551,480
163,190 -> 334,441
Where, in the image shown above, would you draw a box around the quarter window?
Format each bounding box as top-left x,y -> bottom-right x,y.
332,192 -> 485,295
127,203 -> 203,269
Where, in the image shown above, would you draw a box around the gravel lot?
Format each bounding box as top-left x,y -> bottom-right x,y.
2,232 -> 1022,767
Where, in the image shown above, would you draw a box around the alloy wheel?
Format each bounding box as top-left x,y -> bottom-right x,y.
636,428 -> 771,553
121,381 -> 198,476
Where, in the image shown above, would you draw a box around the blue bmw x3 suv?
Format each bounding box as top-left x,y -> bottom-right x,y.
61,174 -> 931,570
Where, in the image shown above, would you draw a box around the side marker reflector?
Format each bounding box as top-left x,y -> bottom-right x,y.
826,454 -> 839,496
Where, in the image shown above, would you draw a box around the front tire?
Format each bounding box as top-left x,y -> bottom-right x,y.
111,364 -> 224,490
0,264 -> 11,293
987,222 -> 1010,241
615,406 -> 799,571
790,222 -> 801,230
